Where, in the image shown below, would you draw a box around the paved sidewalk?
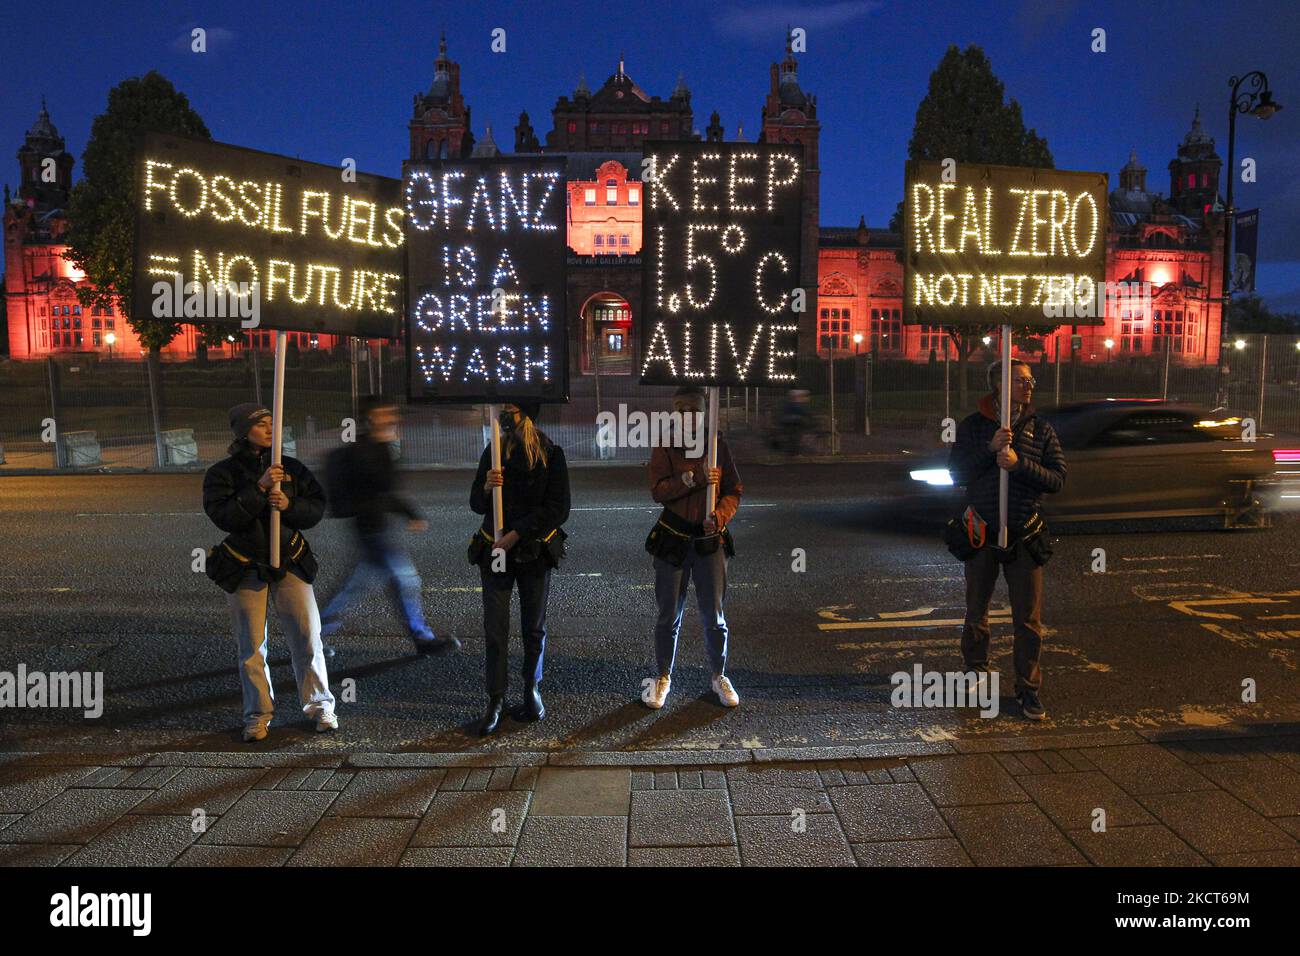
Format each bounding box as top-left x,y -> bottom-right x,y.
3,728 -> 1300,867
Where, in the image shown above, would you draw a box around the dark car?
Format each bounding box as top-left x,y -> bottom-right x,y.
909,400 -> 1289,528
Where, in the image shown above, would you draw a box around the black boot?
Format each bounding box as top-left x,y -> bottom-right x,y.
515,683 -> 545,722
478,696 -> 505,736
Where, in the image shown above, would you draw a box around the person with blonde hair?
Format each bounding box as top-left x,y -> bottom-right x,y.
468,401 -> 570,735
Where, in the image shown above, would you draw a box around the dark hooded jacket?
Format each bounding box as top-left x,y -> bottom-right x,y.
948,392 -> 1067,530
470,432 -> 570,553
203,440 -> 326,581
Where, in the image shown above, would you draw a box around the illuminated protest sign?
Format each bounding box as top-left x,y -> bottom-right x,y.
132,132 -> 404,337
903,160 -> 1108,327
404,156 -> 569,403
640,142 -> 804,386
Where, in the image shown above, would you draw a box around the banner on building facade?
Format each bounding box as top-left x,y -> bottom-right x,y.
1232,209 -> 1258,294
132,133 -> 404,338
903,160 -> 1109,328
403,155 -> 569,403
639,141 -> 805,386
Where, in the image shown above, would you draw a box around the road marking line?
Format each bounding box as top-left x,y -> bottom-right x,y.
878,607 -> 937,619
1089,567 -> 1193,576
819,613 -> 1010,631
1121,554 -> 1221,562
75,512 -> 202,517
1170,594 -> 1300,620
569,503 -> 776,511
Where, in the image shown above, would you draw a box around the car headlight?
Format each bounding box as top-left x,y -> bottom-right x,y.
909,468 -> 954,486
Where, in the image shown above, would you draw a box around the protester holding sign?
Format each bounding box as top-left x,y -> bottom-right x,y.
946,361 -> 1066,720
468,402 -> 570,735
202,404 -> 337,742
642,386 -> 744,710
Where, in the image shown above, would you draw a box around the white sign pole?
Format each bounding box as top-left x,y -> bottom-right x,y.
489,405 -> 504,540
269,330 -> 287,568
705,387 -> 720,521
998,324 -> 1012,550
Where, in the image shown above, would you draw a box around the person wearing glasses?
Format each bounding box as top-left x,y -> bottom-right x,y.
947,360 -> 1066,720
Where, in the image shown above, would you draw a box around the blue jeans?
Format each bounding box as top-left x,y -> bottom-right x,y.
481,563 -> 550,697
653,546 -> 729,678
320,532 -> 433,640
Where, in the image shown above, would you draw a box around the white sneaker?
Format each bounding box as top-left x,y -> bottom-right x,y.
315,712 -> 339,733
242,723 -> 268,743
644,676 -> 671,710
712,675 -> 740,708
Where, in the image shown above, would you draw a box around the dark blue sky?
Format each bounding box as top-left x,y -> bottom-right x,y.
4,0 -> 1299,305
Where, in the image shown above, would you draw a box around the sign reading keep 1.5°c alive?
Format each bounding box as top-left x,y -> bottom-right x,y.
640,141 -> 804,387
904,159 -> 1108,327
404,155 -> 569,404
133,132 -> 404,338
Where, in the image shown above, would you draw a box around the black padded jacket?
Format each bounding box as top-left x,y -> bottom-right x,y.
202,441 -> 326,580
948,392 -> 1067,530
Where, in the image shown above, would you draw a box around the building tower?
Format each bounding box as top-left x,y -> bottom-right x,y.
1167,108 -> 1222,217
409,34 -> 472,162
514,111 -> 541,153
760,32 -> 821,355
5,100 -> 80,357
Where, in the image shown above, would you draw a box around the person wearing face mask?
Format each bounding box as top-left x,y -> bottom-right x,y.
468,401 -> 570,735
319,394 -> 459,656
202,403 -> 337,743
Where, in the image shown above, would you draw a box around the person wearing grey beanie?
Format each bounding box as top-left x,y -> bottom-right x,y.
201,402 -> 337,742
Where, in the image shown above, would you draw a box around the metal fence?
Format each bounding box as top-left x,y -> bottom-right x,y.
2,333 -> 1298,471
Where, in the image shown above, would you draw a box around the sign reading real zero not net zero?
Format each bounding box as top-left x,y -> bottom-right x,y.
404,156 -> 569,403
903,160 -> 1108,328
133,132 -> 404,338
640,141 -> 804,386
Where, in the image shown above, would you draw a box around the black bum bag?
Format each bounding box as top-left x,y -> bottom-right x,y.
644,509 -> 735,567
204,531 -> 316,593
468,526 -> 568,570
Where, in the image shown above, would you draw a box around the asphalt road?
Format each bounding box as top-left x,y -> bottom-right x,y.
2,462 -> 1299,754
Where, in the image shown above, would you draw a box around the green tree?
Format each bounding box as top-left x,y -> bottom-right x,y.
890,45 -> 1056,408
63,71 -> 212,346
1229,294 -> 1300,334
61,72 -> 216,460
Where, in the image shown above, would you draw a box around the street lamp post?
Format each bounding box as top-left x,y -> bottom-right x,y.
104,331 -> 115,362
1220,71 -> 1282,400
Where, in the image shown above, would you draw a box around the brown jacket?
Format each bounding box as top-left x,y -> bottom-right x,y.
649,439 -> 742,530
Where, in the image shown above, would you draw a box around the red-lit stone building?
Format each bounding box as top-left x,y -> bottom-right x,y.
2,102 -> 341,360
4,38 -> 1224,369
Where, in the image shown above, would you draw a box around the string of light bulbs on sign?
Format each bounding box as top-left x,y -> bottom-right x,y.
642,146 -> 803,383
